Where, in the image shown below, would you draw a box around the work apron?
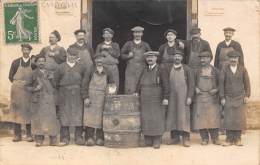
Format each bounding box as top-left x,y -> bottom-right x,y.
160,47 -> 174,70
219,47 -> 234,70
140,67 -> 165,136
193,68 -> 221,130
166,66 -> 190,132
10,59 -> 32,124
84,72 -> 107,128
31,73 -> 58,136
78,49 -> 93,70
224,95 -> 246,130
188,41 -> 201,70
124,47 -> 145,94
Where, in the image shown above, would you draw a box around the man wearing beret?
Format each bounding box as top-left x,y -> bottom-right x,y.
96,28 -> 120,89
135,51 -> 168,149
184,28 -> 212,69
163,50 -> 194,147
121,26 -> 151,94
9,44 -> 36,142
83,53 -> 115,146
68,29 -> 94,71
54,47 -> 88,146
193,51 -> 221,145
158,29 -> 185,69
219,50 -> 250,146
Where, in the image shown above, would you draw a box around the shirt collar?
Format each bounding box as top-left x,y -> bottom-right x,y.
104,41 -> 112,45
67,61 -> 76,68
225,40 -> 232,46
230,65 -> 237,73
22,57 -> 30,63
149,63 -> 157,70
76,42 -> 85,47
94,66 -> 106,75
133,40 -> 141,45
173,63 -> 182,69
168,42 -> 175,47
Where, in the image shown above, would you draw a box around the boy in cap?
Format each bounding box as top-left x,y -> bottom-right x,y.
193,51 -> 221,145
185,28 -> 212,69
163,50 -> 194,147
68,29 -> 94,71
83,52 -> 115,146
158,29 -> 185,67
96,28 -> 120,89
26,56 -> 60,147
9,44 -> 36,142
121,26 -> 151,94
136,51 -> 168,149
220,50 -> 250,146
54,47 -> 87,146
214,27 -> 244,70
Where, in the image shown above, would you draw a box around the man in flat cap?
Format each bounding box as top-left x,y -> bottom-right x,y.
121,26 -> 151,94
214,27 -> 244,70
68,29 -> 94,71
95,28 -> 120,90
135,51 -> 168,149
158,29 -> 185,69
9,43 -> 36,142
163,49 -> 194,147
54,47 -> 88,146
219,50 -> 250,146
83,52 -> 115,146
184,28 -> 212,69
193,51 -> 221,145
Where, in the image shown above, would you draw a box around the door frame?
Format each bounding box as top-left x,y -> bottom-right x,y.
81,0 -> 198,46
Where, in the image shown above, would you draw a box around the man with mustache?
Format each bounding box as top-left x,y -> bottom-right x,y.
9,44 -> 35,142
121,26 -> 151,94
163,50 -> 195,147
219,50 -> 250,146
68,29 -> 94,71
214,27 -> 244,70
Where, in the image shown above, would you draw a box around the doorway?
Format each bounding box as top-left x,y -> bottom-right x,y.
92,0 -> 188,93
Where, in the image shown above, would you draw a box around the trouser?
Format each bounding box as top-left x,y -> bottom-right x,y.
144,135 -> 161,145
35,135 -> 57,144
85,127 -> 104,140
171,130 -> 190,140
60,126 -> 83,143
199,128 -> 219,141
226,130 -> 242,142
14,123 -> 32,138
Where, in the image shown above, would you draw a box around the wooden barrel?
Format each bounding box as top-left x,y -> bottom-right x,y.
103,95 -> 140,148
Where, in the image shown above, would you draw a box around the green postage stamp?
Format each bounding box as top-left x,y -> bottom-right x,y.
3,1 -> 39,44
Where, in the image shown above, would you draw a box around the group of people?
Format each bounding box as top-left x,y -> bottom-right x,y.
8,26 -> 250,149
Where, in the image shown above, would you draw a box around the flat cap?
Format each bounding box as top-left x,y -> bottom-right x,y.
21,43 -> 32,50
67,47 -> 79,56
198,51 -> 213,58
164,29 -> 177,37
103,28 -> 114,35
74,29 -> 86,35
144,51 -> 159,57
227,50 -> 240,58
131,26 -> 144,32
190,27 -> 201,35
223,27 -> 236,32
173,49 -> 184,56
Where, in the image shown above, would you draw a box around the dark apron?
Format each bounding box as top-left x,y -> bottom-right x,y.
166,66 -> 190,132
140,67 -> 165,136
124,47 -> 145,94
188,41 -> 201,70
193,67 -> 221,130
219,47 -> 234,70
224,95 -> 246,130
84,72 -> 107,128
78,49 -> 93,71
160,46 -> 174,70
10,59 -> 32,124
31,72 -> 58,136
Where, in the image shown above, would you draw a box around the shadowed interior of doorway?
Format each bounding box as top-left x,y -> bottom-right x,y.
92,0 -> 187,93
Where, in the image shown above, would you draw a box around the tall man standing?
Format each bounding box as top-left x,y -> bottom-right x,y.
214,27 -> 244,70
121,26 -> 151,94
54,47 -> 87,146
9,44 -> 35,142
220,50 -> 250,146
185,28 -> 212,69
163,50 -> 195,147
96,28 -> 120,89
68,29 -> 94,71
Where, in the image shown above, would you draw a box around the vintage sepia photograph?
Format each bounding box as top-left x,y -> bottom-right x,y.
0,0 -> 259,165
